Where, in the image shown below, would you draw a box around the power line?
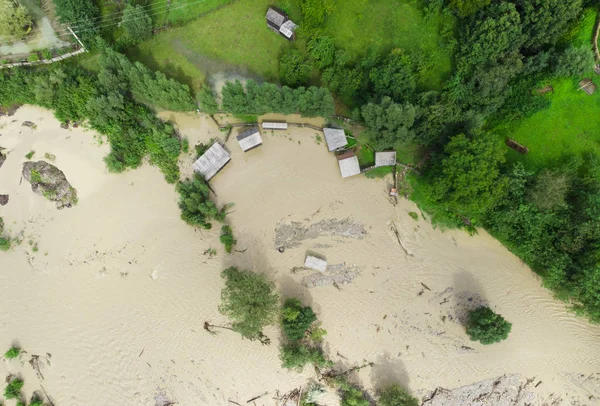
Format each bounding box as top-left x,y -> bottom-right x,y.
66,0 -> 178,29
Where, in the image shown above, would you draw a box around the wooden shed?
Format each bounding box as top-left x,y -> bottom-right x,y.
338,155 -> 361,178
192,142 -> 231,180
375,151 -> 396,167
262,121 -> 288,130
323,128 -> 348,152
265,7 -> 297,40
236,128 -> 263,152
305,255 -> 327,272
579,78 -> 597,95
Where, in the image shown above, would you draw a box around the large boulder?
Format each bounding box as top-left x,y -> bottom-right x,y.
22,161 -> 78,209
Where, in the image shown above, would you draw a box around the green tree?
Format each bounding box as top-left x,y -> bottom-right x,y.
337,380 -> 369,406
4,346 -> 20,359
53,0 -> 99,44
378,385 -> 418,406
448,0 -> 490,17
369,49 -> 416,102
282,298 -> 317,341
466,306 -> 512,344
220,225 -> 236,253
361,97 -> 417,149
552,46 -> 595,78
197,86 -> 219,114
528,170 -> 570,212
120,4 -> 153,46
307,36 -> 335,69
4,378 -> 24,399
0,0 -> 32,40
177,174 -> 225,229
219,267 -> 279,341
279,49 -> 312,87
280,343 -> 331,371
431,133 -> 508,218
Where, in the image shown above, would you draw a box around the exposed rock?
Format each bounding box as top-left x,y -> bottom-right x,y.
22,121 -> 36,128
0,195 -> 8,206
22,161 -> 77,209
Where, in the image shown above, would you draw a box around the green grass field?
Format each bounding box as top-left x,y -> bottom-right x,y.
149,0 -> 233,25
492,9 -> 600,170
129,0 -> 453,92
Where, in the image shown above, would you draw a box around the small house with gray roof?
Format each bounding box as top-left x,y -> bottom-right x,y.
236,127 -> 263,152
266,7 -> 297,40
192,142 -> 231,180
323,128 -> 348,152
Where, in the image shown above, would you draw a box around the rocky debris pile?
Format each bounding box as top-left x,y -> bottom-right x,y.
22,161 -> 78,209
0,195 -> 8,206
275,218 -> 367,249
22,121 -> 36,128
302,262 -> 362,288
422,374 -> 537,405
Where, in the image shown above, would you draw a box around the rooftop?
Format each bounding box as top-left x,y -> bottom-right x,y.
338,155 -> 361,178
304,255 -> 327,272
236,128 -> 263,152
262,121 -> 288,130
279,20 -> 297,39
266,7 -> 286,28
375,151 -> 396,167
192,143 -> 231,180
323,128 -> 348,152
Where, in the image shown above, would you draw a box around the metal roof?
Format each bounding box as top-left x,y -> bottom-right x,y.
192,143 -> 231,180
266,7 -> 286,27
279,20 -> 297,38
262,121 -> 288,130
375,151 -> 396,167
338,156 -> 361,178
305,255 -> 327,272
236,128 -> 263,152
323,128 -> 347,152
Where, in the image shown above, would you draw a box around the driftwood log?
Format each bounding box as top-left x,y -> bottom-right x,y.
505,138 -> 529,154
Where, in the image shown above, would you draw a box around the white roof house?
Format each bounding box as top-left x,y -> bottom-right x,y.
236,128 -> 263,152
323,128 -> 347,152
338,155 -> 361,178
305,255 -> 327,272
192,143 -> 231,180
375,151 -> 397,167
266,7 -> 297,40
261,121 -> 288,130
279,20 -> 297,39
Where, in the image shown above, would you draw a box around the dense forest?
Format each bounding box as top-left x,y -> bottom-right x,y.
1,0 -> 599,324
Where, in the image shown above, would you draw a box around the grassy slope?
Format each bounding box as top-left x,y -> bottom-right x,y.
492,9 -> 600,170
324,0 -> 453,90
129,0 -> 452,92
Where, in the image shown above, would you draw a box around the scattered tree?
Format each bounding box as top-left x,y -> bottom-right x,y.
219,225 -> 236,253
280,343 -> 331,371
219,267 -> 279,342
378,384 -> 419,406
120,4 -> 153,46
466,306 -> 512,344
279,49 -> 312,87
4,377 -> 24,399
281,298 -> 317,341
177,174 -> 225,229
337,379 -> 370,406
0,0 -> 32,40
307,36 -> 336,69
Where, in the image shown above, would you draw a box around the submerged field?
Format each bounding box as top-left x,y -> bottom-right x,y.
129,0 -> 453,91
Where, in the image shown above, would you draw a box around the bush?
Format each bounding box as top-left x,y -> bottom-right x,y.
279,49 -> 312,87
4,378 -> 24,399
0,0 -> 33,40
5,346 -> 20,359
466,306 -> 512,344
0,237 -> 11,251
220,225 -> 236,253
379,384 -> 418,406
337,379 -> 369,406
219,267 -> 279,341
177,174 -> 225,229
552,46 -> 595,77
282,298 -> 317,341
29,395 -> 44,406
120,4 -> 153,46
280,343 -> 331,371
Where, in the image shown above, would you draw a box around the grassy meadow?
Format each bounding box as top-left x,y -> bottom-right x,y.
492,9 -> 600,170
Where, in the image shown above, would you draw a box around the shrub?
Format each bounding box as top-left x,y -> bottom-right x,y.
279,49 -> 312,87
25,151 -> 35,159
408,211 -> 419,221
466,306 -> 512,344
177,174 -> 225,229
280,343 -> 331,371
220,225 -> 236,253
5,346 -> 20,359
120,4 -> 153,46
29,395 -> 44,406
4,378 -> 24,399
552,46 -> 595,77
28,53 -> 40,63
379,384 -> 418,406
282,298 -> 317,341
337,379 -> 369,406
0,237 -> 11,251
219,267 -> 279,341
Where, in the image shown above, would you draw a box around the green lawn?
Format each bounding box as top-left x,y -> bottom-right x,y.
324,0 -> 454,90
492,9 -> 600,170
149,0 -> 233,25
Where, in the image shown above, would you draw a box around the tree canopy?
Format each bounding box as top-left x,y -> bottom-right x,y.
177,174 -> 225,229
0,0 -> 32,40
120,4 -> 153,46
378,385 -> 419,406
466,306 -> 512,344
279,49 -> 312,87
281,298 -> 317,341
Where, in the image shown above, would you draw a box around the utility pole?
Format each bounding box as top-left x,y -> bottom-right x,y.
67,26 -> 86,52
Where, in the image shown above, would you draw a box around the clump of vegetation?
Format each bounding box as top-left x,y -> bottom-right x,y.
197,86 -> 219,115
119,4 -> 153,47
219,267 -> 279,342
408,211 -> 419,221
280,343 -> 331,371
203,247 -> 217,257
337,378 -> 370,406
181,138 -> 189,153
0,237 -> 11,251
279,49 -> 312,87
282,298 -> 317,341
25,151 -> 35,160
177,174 -> 226,229
466,306 -> 512,345
219,225 -> 236,253
4,346 -> 20,359
29,396 -> 44,406
0,0 -> 32,40
4,377 -> 24,399
30,169 -> 43,184
378,384 -> 419,406
194,140 -> 214,159
44,153 -> 56,162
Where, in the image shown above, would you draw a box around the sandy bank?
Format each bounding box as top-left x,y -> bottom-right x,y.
1,107 -> 599,405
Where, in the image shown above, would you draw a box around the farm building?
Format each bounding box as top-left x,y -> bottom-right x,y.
265,7 -> 297,40
338,154 -> 361,178
323,128 -> 348,152
192,142 -> 231,180
375,151 -> 397,167
262,121 -> 288,130
305,255 -> 327,272
579,78 -> 597,95
236,128 -> 263,152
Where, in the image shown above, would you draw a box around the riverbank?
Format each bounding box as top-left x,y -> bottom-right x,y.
1,106 -> 599,405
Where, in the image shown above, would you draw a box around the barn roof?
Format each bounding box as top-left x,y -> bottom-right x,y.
579,78 -> 597,95
279,20 -> 297,39
236,128 -> 263,152
192,142 -> 231,180
338,155 -> 361,178
323,128 -> 348,151
262,121 -> 288,130
375,151 -> 396,167
305,255 -> 327,272
266,7 -> 286,28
